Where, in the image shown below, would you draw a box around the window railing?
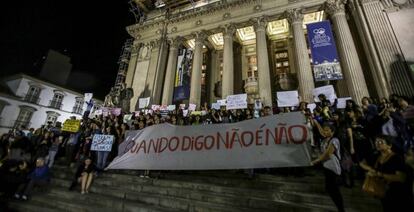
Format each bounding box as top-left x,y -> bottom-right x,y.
49,100 -> 63,110
23,94 -> 40,104
13,120 -> 31,129
72,106 -> 83,115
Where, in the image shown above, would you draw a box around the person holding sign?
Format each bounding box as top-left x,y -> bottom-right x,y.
95,126 -> 115,171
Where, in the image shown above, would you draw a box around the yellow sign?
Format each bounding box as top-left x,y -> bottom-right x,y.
62,119 -> 81,133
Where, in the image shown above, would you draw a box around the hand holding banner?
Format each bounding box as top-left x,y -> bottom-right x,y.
277,91 -> 299,107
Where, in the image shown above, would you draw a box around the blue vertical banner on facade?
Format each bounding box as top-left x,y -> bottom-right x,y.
173,48 -> 193,102
306,20 -> 343,81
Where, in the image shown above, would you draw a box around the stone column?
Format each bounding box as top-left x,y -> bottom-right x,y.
189,31 -> 207,106
286,9 -> 315,102
125,43 -> 141,88
326,0 -> 369,102
348,0 -> 389,98
221,24 -> 236,98
161,37 -> 182,105
359,0 -> 414,96
253,17 -> 273,106
209,50 -> 219,104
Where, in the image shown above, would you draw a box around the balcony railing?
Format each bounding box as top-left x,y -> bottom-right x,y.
23,94 -> 40,104
13,120 -> 31,129
49,100 -> 63,110
72,106 -> 83,115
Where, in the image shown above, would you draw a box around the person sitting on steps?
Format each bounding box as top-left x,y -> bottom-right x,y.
69,157 -> 96,194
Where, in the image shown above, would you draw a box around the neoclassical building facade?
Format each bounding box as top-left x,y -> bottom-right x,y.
123,0 -> 414,109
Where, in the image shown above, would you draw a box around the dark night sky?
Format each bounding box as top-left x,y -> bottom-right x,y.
0,0 -> 135,99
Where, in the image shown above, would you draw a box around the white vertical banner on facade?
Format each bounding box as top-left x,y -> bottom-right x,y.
277,91 -> 300,107
139,97 -> 151,109
313,85 -> 337,103
84,93 -> 93,102
337,97 -> 352,109
226,94 -> 247,110
106,112 -> 311,170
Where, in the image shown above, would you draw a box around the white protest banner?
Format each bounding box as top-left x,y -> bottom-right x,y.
167,105 -> 176,111
307,103 -> 317,112
117,130 -> 143,157
211,103 -> 221,110
159,105 -> 168,111
91,134 -> 114,152
179,104 -> 186,110
277,91 -> 299,107
337,97 -> 352,109
217,99 -> 227,106
107,112 -> 311,170
151,105 -> 160,111
84,93 -> 93,102
183,109 -> 189,117
111,108 -> 122,116
226,94 -> 247,110
313,85 -> 337,103
189,103 -> 197,111
139,97 -> 151,109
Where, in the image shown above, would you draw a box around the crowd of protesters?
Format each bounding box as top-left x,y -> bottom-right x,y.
0,93 -> 413,212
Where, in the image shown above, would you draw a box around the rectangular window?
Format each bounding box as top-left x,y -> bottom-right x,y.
14,109 -> 33,128
24,86 -> 41,104
72,98 -> 83,114
50,93 -> 64,109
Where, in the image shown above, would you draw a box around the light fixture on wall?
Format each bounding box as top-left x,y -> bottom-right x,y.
155,0 -> 166,8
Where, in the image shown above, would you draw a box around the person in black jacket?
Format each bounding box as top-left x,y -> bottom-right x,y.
69,157 -> 96,194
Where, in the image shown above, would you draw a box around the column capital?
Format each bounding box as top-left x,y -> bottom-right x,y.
221,23 -> 237,38
325,0 -> 347,16
251,16 -> 268,32
131,43 -> 142,54
168,36 -> 184,49
193,30 -> 209,44
149,39 -> 162,49
286,8 -> 304,25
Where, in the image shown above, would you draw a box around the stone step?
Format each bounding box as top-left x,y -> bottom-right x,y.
8,200 -> 58,212
52,166 -> 374,201
51,176 -> 379,212
50,178 -> 338,212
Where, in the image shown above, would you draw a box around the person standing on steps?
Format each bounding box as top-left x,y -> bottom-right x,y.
311,122 -> 345,212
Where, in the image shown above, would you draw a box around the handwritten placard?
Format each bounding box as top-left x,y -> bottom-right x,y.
138,97 -> 150,109
62,119 -> 81,133
226,94 -> 247,110
277,91 -> 299,107
91,134 -> 114,152
337,97 -> 352,109
211,103 -> 221,110
167,105 -> 176,111
189,103 -> 197,111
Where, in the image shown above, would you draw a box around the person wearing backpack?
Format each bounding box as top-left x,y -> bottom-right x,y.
311,122 -> 345,212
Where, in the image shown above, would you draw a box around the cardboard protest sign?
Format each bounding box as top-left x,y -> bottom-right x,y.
313,85 -> 337,104
277,91 -> 299,107
189,104 -> 197,111
138,97 -> 150,109
179,104 -> 186,110
84,93 -> 93,102
111,108 -> 122,116
337,97 -> 352,109
217,99 -> 227,106
91,134 -> 114,152
62,119 -> 81,133
307,103 -> 317,112
123,114 -> 133,123
211,103 -> 221,110
167,105 -> 176,111
226,94 -> 247,110
254,100 -> 262,110
151,105 -> 160,111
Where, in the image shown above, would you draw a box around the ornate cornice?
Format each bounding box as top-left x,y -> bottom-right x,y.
325,0 -> 347,16
126,0 -> 257,38
380,0 -> 414,11
285,8 -> 304,24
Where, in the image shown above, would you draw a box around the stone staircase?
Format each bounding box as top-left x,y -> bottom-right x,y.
8,165 -> 381,212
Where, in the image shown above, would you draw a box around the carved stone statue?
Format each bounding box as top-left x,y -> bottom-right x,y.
120,85 -> 134,113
